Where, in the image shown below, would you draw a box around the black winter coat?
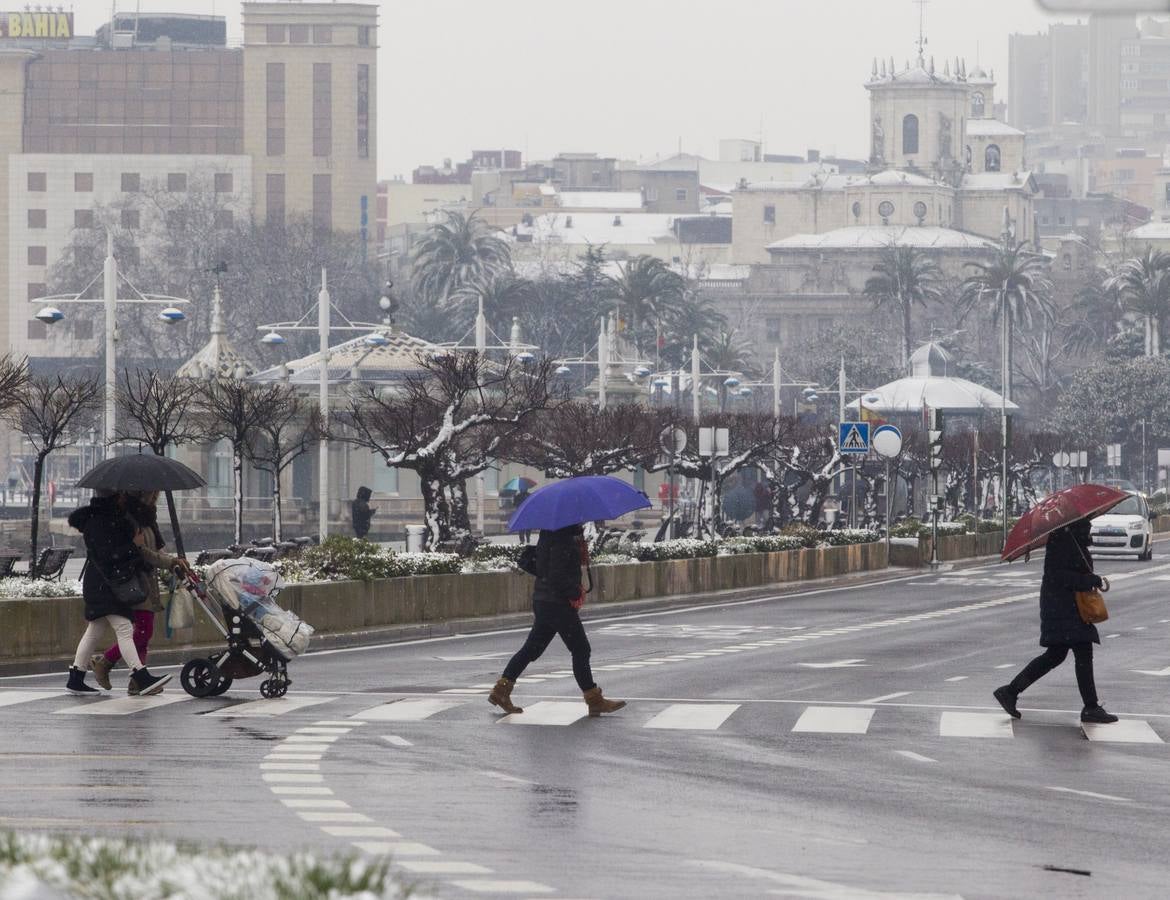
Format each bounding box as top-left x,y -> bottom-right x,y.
1038,527 -> 1102,647
68,496 -> 148,622
531,527 -> 584,605
351,486 -> 374,538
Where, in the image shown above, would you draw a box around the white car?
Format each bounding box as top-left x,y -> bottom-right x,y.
1090,493 -> 1154,560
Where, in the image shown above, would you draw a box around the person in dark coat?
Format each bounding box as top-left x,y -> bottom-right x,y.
64,491 -> 171,697
351,486 -> 375,539
514,487 -> 532,545
994,518 -> 1118,724
489,523 -> 625,717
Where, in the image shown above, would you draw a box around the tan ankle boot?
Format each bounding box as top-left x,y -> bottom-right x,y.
583,686 -> 626,716
488,677 -> 523,714
90,654 -> 113,691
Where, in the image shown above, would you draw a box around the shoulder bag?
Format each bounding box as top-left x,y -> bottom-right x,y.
1073,543 -> 1109,625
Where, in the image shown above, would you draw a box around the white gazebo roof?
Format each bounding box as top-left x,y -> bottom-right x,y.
175,286 -> 258,381
848,376 -> 1019,416
251,328 -> 438,386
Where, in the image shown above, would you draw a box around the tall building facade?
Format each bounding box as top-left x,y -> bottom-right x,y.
0,4 -> 378,363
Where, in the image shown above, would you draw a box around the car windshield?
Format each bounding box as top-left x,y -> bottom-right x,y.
1108,496 -> 1143,517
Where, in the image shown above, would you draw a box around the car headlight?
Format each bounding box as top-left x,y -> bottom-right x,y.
1128,521 -> 1144,530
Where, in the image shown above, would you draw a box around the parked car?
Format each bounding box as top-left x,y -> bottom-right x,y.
1090,492 -> 1154,560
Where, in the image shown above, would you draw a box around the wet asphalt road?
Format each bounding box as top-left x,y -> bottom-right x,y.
3,549 -> 1170,900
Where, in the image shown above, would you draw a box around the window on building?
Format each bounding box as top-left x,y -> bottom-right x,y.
167,173 -> 187,192
27,246 -> 46,266
358,25 -> 371,46
74,172 -> 93,192
266,62 -> 285,156
902,114 -> 919,155
27,209 -> 45,229
971,91 -> 985,118
1063,253 -> 1072,270
73,318 -> 93,341
356,64 -> 370,159
121,172 -> 140,192
289,24 -> 308,44
266,24 -> 285,43
214,209 -> 234,229
313,63 -> 332,157
591,170 -> 601,184
27,320 -> 45,341
313,174 -> 332,231
26,283 -> 45,301
372,456 -> 398,494
26,172 -> 46,192
763,204 -> 776,224
74,209 -> 94,228
214,173 -> 233,193
675,188 -> 688,203
121,208 -> 139,230
985,144 -> 1001,172
313,25 -> 332,43
266,173 -> 285,226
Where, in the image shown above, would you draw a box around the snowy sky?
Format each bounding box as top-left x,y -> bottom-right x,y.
88,1 -> 1083,178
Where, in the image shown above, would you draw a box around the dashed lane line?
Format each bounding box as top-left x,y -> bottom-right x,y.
895,750 -> 937,763
1046,786 -> 1134,803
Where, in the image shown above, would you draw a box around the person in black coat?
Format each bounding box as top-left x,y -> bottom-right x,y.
64,491 -> 171,696
489,524 -> 626,717
994,518 -> 1118,724
351,486 -> 375,539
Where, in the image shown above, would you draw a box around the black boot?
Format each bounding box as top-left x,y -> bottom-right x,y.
128,668 -> 172,697
993,685 -> 1021,719
1081,705 -> 1119,724
66,666 -> 100,696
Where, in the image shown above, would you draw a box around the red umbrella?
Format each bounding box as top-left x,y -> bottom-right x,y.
1001,483 -> 1129,562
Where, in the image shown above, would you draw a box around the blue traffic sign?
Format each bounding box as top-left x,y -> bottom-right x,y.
838,421 -> 870,455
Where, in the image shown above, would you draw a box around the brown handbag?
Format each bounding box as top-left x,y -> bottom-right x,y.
1073,543 -> 1109,624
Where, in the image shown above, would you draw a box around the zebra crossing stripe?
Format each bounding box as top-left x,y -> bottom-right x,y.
204,696 -> 337,717
792,706 -> 874,734
54,694 -> 190,716
499,701 -> 588,726
644,704 -> 740,731
939,711 -> 1013,738
0,691 -> 58,709
1082,720 -> 1163,744
353,698 -> 466,721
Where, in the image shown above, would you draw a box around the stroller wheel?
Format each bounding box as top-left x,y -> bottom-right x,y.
208,677 -> 233,697
260,678 -> 288,699
181,659 -> 223,698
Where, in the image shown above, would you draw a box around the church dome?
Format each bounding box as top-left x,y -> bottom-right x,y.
909,341 -> 953,377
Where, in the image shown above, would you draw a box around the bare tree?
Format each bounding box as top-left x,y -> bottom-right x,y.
6,373 -> 101,574
515,403 -> 662,478
245,386 -> 320,541
341,351 -> 556,549
116,368 -> 206,554
198,379 -> 281,545
0,355 -> 29,410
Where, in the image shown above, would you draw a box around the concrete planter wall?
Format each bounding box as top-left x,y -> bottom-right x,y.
0,542 -> 886,664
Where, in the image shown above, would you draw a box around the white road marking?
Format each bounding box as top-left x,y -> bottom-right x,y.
203,696 -> 336,717
480,771 -> 538,785
500,701 -> 589,726
1082,720 -> 1163,744
355,698 -> 466,721
321,825 -> 402,838
280,799 -> 350,809
400,861 -> 492,874
298,812 -> 374,823
1046,786 -> 1133,803
352,841 -> 441,857
691,860 -> 963,899
643,704 -> 740,731
315,720 -> 365,726
293,727 -> 352,735
944,676 -> 968,682
1134,626 -> 1147,631
1133,665 -> 1170,677
54,694 -> 189,716
895,750 -> 936,763
792,706 -> 874,735
1106,633 -> 1121,639
260,763 -> 320,771
0,691 -> 59,708
271,743 -> 332,754
381,735 -> 413,748
434,653 -> 510,661
994,664 -> 1014,669
939,712 -> 1013,738
450,881 -> 556,895
282,734 -> 339,743
861,692 -> 910,704
270,786 -> 334,796
261,772 -> 324,783
797,659 -> 868,669
265,753 -> 323,761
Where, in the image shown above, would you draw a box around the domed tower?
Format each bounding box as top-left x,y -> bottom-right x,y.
966,64 -> 995,119
865,52 -> 969,182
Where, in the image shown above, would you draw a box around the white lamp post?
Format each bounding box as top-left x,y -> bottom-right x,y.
31,231 -> 189,450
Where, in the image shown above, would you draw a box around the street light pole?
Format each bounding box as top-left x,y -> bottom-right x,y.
103,232 -> 118,449
318,268 -> 330,540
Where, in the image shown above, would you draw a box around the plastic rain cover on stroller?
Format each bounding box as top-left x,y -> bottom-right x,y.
204,558 -> 314,660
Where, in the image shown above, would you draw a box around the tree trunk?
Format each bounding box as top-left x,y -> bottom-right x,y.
901,301 -> 911,372
1154,315 -> 1162,356
419,474 -> 443,550
28,451 -> 46,577
232,445 -> 244,546
445,479 -> 472,544
272,474 -> 283,543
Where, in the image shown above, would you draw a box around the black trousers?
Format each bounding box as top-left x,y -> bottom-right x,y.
1009,643 -> 1098,708
503,601 -> 595,692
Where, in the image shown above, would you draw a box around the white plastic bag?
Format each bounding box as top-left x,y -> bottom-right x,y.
167,582 -> 195,631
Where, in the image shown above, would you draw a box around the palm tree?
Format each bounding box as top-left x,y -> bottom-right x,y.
410,210 -> 512,305
958,242 -> 1054,402
863,243 -> 944,371
603,255 -> 686,353
705,330 -> 758,410
1105,247 -> 1170,357
657,290 -> 728,370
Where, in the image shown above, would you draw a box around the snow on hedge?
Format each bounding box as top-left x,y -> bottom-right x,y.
0,578 -> 81,599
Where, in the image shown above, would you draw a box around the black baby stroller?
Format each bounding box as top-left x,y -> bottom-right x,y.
178,558 -> 314,699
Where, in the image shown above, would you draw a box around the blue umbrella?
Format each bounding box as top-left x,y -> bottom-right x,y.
508,475 -> 651,533
500,476 -> 538,495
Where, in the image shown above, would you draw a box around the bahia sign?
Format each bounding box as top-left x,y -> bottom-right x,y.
1,11 -> 73,39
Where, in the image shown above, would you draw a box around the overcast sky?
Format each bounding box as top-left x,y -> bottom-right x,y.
92,1 -> 1083,178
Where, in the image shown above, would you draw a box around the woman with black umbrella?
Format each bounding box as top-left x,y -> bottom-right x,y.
994,518 -> 1119,724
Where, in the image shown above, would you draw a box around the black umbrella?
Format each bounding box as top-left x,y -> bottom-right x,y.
78,455 -> 206,492
78,455 -> 206,557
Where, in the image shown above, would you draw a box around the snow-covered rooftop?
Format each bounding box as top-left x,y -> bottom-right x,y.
767,225 -> 998,251
965,119 -> 1023,137
557,191 -> 644,210
959,171 -> 1035,191
847,375 -> 1018,416
509,212 -> 685,246
251,329 -> 437,386
1127,222 -> 1170,241
736,169 -> 943,193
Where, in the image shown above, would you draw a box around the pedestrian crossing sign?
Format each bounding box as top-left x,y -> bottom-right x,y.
838,422 -> 870,455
